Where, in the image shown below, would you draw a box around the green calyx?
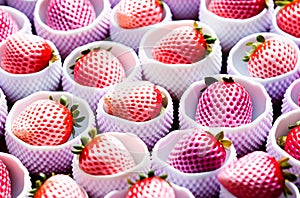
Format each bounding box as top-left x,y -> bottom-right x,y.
278,121 -> 300,148
277,158 -> 298,197
242,35 -> 265,62
71,128 -> 97,155
275,0 -> 295,7
214,131 -> 232,150
28,173 -> 53,197
50,49 -> 59,64
127,170 -> 169,187
49,95 -> 85,137
193,21 -> 217,56
288,121 -> 300,130
157,0 -> 164,9
69,46 -> 113,75
200,76 -> 235,92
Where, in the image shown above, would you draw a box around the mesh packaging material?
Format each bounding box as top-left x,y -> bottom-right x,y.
62,41 -> 142,113
178,75 -> 273,157
96,82 -> 174,150
138,20 -> 222,101
0,88 -> 7,136
5,91 -> 95,175
227,32 -> 300,105
282,79 -> 300,114
6,0 -> 37,22
34,0 -> 111,59
0,39 -> 62,103
199,0 -> 274,53
72,132 -> 151,198
151,129 -> 237,198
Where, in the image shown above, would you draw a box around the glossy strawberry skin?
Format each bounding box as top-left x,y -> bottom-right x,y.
126,176 -> 175,198
168,128 -> 227,173
208,0 -> 267,19
12,99 -> 73,146
195,79 -> 252,128
277,1 -> 300,38
1,34 -> 53,74
284,125 -> 300,160
78,134 -> 136,175
34,175 -> 85,198
46,0 -> 96,31
73,48 -> 126,89
247,38 -> 297,79
104,82 -> 163,122
0,160 -> 11,198
152,26 -> 208,64
218,151 -> 285,198
116,0 -> 163,29
0,8 -> 19,43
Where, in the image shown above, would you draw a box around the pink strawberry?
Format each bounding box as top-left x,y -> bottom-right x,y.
243,35 -> 297,79
70,47 -> 126,89
152,21 -> 216,64
103,81 -> 165,122
126,170 -> 175,198
1,33 -> 56,74
195,77 -> 253,128
72,129 -> 136,175
276,0 -> 300,38
116,0 -> 163,29
168,129 -> 231,173
0,8 -> 19,43
218,151 -> 297,198
46,0 -> 96,31
29,173 -> 86,198
12,95 -> 85,146
208,0 -> 267,19
0,160 -> 11,198
277,121 -> 300,161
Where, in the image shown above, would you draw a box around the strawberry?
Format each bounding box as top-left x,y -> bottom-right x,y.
69,47 -> 126,89
116,0 -> 163,29
0,8 -> 19,43
208,0 -> 267,19
1,33 -> 56,74
152,21 -> 216,64
12,95 -> 85,146
29,173 -> 86,198
103,81 -> 166,122
46,0 -> 96,31
277,121 -> 300,161
195,77 -> 253,128
72,129 -> 136,175
126,170 -> 175,198
243,35 -> 297,79
276,0 -> 300,38
167,129 -> 231,173
0,160 -> 11,198
218,151 -> 297,198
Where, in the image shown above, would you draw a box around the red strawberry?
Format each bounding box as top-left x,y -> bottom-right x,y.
103,81 -> 165,122
195,77 -> 253,128
243,35 -> 297,79
0,160 -> 11,198
168,129 -> 231,173
46,0 -> 96,31
0,8 -> 19,43
1,33 -> 56,74
277,121 -> 300,161
12,95 -> 85,146
29,173 -> 86,198
208,0 -> 267,19
72,129 -> 136,175
152,22 -> 216,64
276,0 -> 300,38
116,0 -> 163,29
218,151 -> 297,198
70,47 -> 126,89
126,170 -> 175,198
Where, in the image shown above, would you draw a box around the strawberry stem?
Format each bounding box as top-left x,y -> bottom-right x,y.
275,0 -> 295,7
222,76 -> 235,83
71,128 -> 97,155
193,21 -> 216,56
277,136 -> 287,149
243,35 -> 265,62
